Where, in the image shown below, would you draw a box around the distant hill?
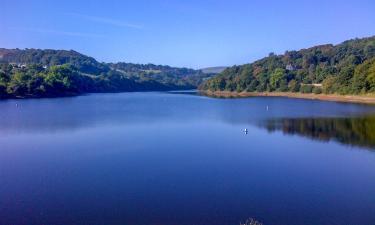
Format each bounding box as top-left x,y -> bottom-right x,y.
200,36 -> 375,95
0,48 -> 215,99
0,48 -> 110,75
200,66 -> 227,74
109,62 -> 214,88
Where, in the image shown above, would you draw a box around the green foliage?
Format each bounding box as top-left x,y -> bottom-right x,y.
313,86 -> 322,94
270,68 -> 286,91
7,72 -> 30,96
322,76 -> 337,94
0,48 -> 216,99
109,62 -> 213,89
352,58 -> 375,92
44,65 -> 81,94
0,64 -> 81,97
201,36 -> 375,95
288,79 -> 300,92
0,48 -> 110,75
300,85 -> 313,93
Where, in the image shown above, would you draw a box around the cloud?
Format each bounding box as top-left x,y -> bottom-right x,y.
67,13 -> 143,30
10,27 -> 105,38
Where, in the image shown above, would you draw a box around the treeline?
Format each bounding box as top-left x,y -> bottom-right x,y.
200,36 -> 375,95
0,64 -> 184,98
0,48 -> 110,75
0,48 -> 214,99
109,62 -> 211,88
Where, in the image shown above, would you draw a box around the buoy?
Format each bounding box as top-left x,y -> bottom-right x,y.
266,105 -> 269,111
244,128 -> 248,134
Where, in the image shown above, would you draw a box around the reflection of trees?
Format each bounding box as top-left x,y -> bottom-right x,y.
261,116 -> 375,149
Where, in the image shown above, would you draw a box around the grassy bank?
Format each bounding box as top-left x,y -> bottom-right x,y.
200,90 -> 375,105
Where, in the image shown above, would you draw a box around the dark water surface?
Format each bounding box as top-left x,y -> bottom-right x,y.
1,92 -> 375,225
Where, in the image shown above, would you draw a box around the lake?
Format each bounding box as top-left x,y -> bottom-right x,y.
1,92 -> 375,225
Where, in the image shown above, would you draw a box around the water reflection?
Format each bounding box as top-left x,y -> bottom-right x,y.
2,93 -> 375,225
259,116 -> 375,149
1,92 -> 375,151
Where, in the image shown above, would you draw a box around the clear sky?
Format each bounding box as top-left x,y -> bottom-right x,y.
1,0 -> 375,68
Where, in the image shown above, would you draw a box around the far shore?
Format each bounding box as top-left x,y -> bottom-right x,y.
200,90 -> 375,105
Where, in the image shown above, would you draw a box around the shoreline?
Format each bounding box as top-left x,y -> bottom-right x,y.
200,90 -> 375,105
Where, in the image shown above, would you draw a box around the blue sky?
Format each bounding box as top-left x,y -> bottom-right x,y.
1,0 -> 375,68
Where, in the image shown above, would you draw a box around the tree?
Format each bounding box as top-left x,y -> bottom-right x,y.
366,65 -> 375,91
7,72 -> 29,96
322,76 -> 337,94
288,79 -> 300,92
44,64 -> 80,95
300,85 -> 313,93
352,60 -> 372,93
270,68 -> 286,91
313,86 -> 322,94
200,35 -> 375,95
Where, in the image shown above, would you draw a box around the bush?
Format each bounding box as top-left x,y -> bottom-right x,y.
322,76 -> 337,94
278,79 -> 288,92
313,86 -> 322,94
288,79 -> 300,92
300,85 -> 313,93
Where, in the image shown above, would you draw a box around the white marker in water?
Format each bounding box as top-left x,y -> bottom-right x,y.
266,105 -> 269,111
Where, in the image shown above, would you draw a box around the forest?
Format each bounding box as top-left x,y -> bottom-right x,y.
200,36 -> 375,95
0,48 -> 213,98
2,35 -> 375,99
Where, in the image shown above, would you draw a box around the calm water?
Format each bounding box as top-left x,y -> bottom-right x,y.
1,92 -> 375,225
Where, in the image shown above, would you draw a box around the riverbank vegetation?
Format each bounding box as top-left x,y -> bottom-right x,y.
201,90 -> 375,104
2,35 -> 375,99
0,64 -> 182,98
0,48 -> 213,99
200,36 -> 375,95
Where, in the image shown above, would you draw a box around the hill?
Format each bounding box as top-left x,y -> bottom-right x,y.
109,62 -> 212,88
200,66 -> 227,74
0,49 -> 214,99
0,48 -> 110,75
200,36 -> 375,95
